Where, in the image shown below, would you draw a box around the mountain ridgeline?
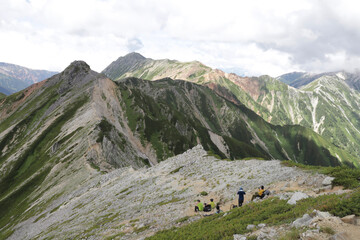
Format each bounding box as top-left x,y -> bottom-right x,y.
102,53 -> 360,165
0,59 -> 359,238
0,62 -> 57,95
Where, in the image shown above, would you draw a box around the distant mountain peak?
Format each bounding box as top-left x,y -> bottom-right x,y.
62,60 -> 91,77
123,52 -> 146,60
68,60 -> 90,71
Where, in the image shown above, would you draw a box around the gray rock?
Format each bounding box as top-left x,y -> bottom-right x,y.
257,223 -> 266,228
287,192 -> 309,205
246,224 -> 256,230
322,176 -> 335,186
277,192 -> 292,200
292,213 -> 312,228
298,179 -> 305,185
233,234 -> 247,240
314,210 -> 332,219
256,227 -> 277,240
301,228 -> 319,239
341,215 -> 357,225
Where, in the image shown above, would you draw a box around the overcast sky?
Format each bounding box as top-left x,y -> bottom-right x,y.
1,0 -> 360,77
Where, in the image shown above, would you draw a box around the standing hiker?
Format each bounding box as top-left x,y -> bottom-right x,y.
237,187 -> 246,207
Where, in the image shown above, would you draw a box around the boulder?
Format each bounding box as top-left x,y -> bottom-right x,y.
301,228 -> 319,239
287,192 -> 309,205
322,176 -> 335,186
341,215 -> 357,225
257,223 -> 266,228
298,179 -> 305,185
292,214 -> 312,228
257,228 -> 277,240
233,234 -> 246,240
314,210 -> 332,219
246,224 -> 256,230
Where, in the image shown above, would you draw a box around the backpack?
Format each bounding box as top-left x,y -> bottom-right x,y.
203,204 -> 212,212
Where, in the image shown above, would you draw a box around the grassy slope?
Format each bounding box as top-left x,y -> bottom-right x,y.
0,96 -> 88,235
104,58 -> 360,166
117,78 -> 357,166
0,66 -> 92,235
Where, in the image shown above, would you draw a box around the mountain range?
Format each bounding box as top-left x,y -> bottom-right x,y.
1,54 -> 360,239
102,53 -> 360,164
0,62 -> 57,95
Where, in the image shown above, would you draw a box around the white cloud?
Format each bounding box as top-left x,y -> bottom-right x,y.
0,0 -> 360,76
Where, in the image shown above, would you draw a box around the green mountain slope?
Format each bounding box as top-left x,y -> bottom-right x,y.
103,53 -> 360,163
276,71 -> 328,88
0,61 -> 150,236
116,77 -> 356,166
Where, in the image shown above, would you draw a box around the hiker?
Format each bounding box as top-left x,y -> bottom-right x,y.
195,200 -> 204,212
251,185 -> 265,201
237,187 -> 246,207
210,198 -> 216,210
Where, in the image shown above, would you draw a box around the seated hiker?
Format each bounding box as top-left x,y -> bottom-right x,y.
203,203 -> 212,212
210,198 -> 216,210
195,200 -> 204,212
237,187 -> 246,207
251,186 -> 265,201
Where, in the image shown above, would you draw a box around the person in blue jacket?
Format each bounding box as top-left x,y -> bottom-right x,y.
237,187 -> 246,207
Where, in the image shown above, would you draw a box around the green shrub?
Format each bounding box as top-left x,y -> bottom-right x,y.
320,226 -> 335,235
170,166 -> 183,174
176,216 -> 190,223
281,161 -> 360,189
200,191 -> 208,196
322,167 -> 360,189
278,228 -> 301,240
329,188 -> 360,217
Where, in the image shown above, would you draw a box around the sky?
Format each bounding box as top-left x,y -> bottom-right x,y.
1,0 -> 360,77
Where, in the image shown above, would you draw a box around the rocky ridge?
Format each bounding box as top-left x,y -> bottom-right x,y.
8,145 -> 342,240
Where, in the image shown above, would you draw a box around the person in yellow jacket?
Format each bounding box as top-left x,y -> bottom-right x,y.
195,200 -> 204,212
251,186 -> 265,201
210,199 -> 216,210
